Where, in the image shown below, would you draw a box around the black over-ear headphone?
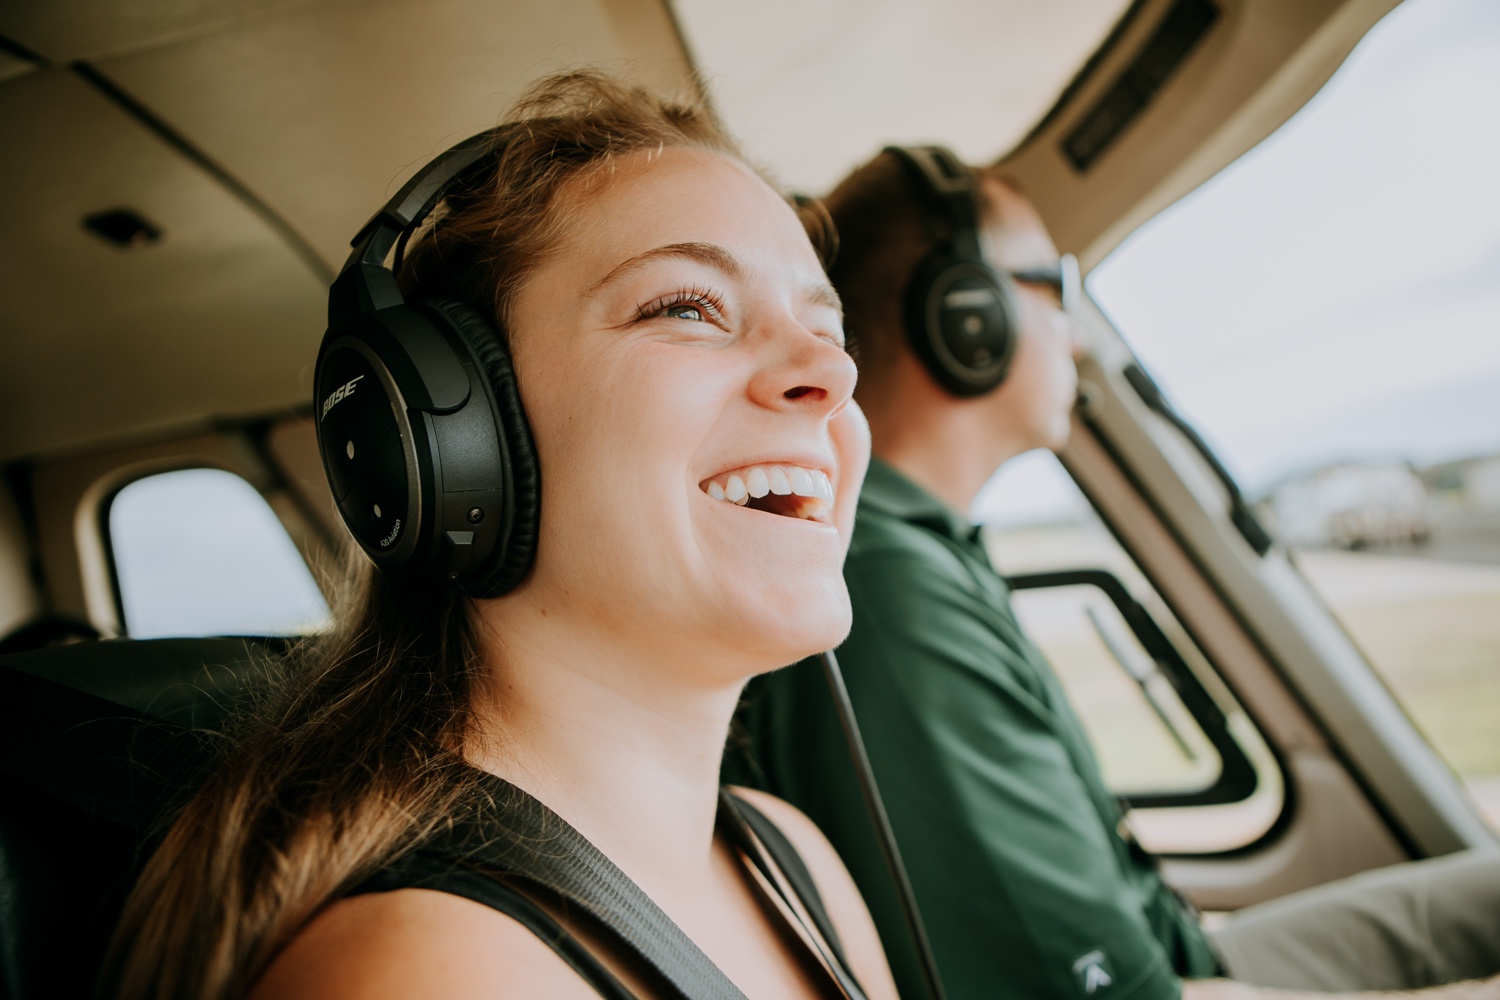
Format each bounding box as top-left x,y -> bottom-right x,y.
885,145 -> 1018,397
314,129 -> 541,598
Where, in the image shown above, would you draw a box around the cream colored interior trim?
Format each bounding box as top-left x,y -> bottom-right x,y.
1163,750 -> 1405,910
73,453 -> 261,637
600,0 -> 702,100
0,486 -> 42,638
33,433 -> 266,633
1063,415 -> 1323,753
1062,412 -> 1414,905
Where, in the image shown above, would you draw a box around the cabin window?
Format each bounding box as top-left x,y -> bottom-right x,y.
1088,0 -> 1500,831
977,452 -> 1282,854
108,468 -> 330,638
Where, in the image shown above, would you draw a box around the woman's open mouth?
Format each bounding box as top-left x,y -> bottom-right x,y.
700,464 -> 834,523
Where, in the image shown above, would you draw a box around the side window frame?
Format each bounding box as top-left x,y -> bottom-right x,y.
1007,567 -> 1259,809
976,432 -> 1294,860
97,460 -> 200,634
99,463 -> 330,639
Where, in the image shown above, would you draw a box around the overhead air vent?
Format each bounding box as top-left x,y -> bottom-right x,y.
1062,0 -> 1220,172
83,208 -> 163,249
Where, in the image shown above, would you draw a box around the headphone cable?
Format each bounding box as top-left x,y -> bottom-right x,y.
819,649 -> 949,1000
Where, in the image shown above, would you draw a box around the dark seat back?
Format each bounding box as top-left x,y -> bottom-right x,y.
0,638 -> 275,1000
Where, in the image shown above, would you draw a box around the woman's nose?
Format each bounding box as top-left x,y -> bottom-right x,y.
749,324 -> 857,416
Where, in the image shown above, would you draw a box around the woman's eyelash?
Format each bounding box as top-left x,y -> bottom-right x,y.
635,286 -> 727,324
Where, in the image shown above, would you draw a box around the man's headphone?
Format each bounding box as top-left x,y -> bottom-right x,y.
885,145 -> 1019,397
313,128 -> 540,598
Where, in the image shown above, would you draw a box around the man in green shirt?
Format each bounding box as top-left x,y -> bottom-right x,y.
735,147 -> 1500,1000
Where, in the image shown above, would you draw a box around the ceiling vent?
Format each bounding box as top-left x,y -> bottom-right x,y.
83,208 -> 162,249
1063,0 -> 1220,172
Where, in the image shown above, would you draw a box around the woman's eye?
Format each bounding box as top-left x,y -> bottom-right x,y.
637,288 -> 726,326
663,302 -> 706,322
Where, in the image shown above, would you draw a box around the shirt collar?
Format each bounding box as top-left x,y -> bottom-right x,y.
859,457 -> 981,546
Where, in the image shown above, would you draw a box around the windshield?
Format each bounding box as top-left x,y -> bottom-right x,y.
1088,0 -> 1500,827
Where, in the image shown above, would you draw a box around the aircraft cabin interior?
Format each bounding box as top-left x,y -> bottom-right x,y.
1,0 -> 1496,996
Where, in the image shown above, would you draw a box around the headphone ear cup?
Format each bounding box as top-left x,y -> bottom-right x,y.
904,252 -> 1018,398
424,298 -> 541,597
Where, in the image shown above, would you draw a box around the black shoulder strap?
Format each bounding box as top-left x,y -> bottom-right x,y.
424,775 -> 749,1000
720,792 -> 847,962
396,777 -> 870,1000
360,853 -> 638,999
719,791 -> 867,1000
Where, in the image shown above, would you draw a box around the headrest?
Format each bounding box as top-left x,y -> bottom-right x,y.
0,637 -> 277,831
0,637 -> 279,1000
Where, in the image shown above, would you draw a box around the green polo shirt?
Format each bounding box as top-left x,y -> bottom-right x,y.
734,458 -> 1218,1000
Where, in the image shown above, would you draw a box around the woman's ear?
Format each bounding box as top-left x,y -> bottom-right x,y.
830,399 -> 871,552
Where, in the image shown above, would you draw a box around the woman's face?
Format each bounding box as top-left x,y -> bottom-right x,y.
504,147 -> 868,675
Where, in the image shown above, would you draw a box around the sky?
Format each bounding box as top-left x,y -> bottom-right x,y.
978,0 -> 1500,527
112,468 -> 330,638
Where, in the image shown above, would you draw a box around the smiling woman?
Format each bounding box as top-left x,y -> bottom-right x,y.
106,71 -> 889,1000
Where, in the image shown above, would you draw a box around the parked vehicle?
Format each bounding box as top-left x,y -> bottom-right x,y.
1267,462 -> 1431,550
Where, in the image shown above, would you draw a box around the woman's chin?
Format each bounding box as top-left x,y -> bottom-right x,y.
739,590 -> 852,673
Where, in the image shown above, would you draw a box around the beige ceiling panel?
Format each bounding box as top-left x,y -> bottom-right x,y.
0,68 -> 326,461
1,0 -> 326,62
597,0 -> 700,98
0,49 -> 36,84
93,0 -> 696,270
670,0 -> 1132,193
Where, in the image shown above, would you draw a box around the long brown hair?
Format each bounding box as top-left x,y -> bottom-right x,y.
108,70 -> 756,1000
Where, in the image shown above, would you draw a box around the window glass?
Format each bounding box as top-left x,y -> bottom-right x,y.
1008,580 -> 1220,794
109,468 -> 330,638
1088,0 -> 1500,830
975,452 -> 1282,854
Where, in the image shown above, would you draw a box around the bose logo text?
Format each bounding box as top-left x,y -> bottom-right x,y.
321,375 -> 365,420
943,288 -> 997,310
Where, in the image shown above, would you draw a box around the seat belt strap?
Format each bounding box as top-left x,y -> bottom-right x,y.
359,854 -> 638,999
428,774 -> 748,1000
719,791 -> 867,1000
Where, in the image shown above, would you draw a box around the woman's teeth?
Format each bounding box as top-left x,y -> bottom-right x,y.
702,464 -> 834,520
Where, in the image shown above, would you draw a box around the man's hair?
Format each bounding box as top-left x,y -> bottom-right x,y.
824,150 -> 1005,397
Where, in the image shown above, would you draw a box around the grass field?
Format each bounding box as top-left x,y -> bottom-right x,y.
1333,592 -> 1500,774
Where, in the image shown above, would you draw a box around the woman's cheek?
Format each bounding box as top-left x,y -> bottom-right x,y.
830,400 -> 871,551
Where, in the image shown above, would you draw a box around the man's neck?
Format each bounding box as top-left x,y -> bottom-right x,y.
867,399 -> 1025,516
